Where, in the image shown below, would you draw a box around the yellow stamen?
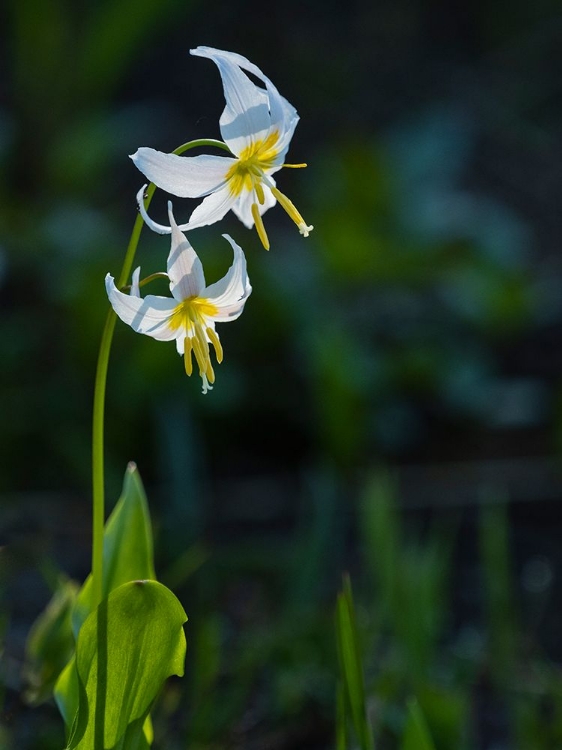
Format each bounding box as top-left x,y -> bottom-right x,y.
282,163 -> 307,168
206,327 -> 223,363
190,333 -> 203,370
194,324 -> 210,361
169,297 -> 219,332
169,297 -> 224,387
254,181 -> 265,205
183,337 -> 193,376
251,203 -> 270,250
270,187 -> 314,237
226,131 -> 280,197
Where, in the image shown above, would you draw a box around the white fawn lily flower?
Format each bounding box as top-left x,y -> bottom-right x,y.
106,203 -> 251,394
131,46 -> 313,250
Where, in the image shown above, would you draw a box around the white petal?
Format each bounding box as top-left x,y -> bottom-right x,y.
190,47 -> 271,157
137,185 -> 172,234
131,148 -> 235,198
166,203 -> 205,301
232,182 -> 277,229
136,182 -> 237,234
187,184 -> 238,229
192,47 -> 299,157
202,234 -> 252,322
130,267 -> 141,297
106,274 -> 179,342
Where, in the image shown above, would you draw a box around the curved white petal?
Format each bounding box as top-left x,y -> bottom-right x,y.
190,47 -> 271,157
191,47 -> 299,157
130,267 -> 141,297
202,235 -> 252,321
106,274 -> 178,342
166,203 -> 206,301
131,148 -> 235,198
186,184 -> 238,229
232,182 -> 277,229
137,185 -> 172,234
136,182 -> 237,234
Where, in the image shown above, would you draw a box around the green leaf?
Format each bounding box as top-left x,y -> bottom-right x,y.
66,580 -> 187,749
401,698 -> 437,750
23,576 -> 79,704
56,463 -> 159,739
336,575 -> 374,750
54,655 -> 79,731
72,462 -> 156,638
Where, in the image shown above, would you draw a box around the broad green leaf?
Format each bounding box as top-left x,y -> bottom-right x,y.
336,575 -> 374,750
23,576 -> 79,704
55,658 -> 153,749
66,580 -> 187,749
401,699 -> 436,750
72,462 -> 156,638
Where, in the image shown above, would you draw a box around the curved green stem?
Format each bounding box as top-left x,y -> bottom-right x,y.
91,138 -> 231,610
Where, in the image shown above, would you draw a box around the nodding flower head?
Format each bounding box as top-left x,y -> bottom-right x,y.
131,47 -> 313,250
106,203 -> 251,394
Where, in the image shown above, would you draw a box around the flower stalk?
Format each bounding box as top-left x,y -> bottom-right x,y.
90,139 -> 231,610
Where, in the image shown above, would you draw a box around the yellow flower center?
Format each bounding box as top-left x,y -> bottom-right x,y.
225,130 -> 313,250
169,297 -> 223,386
226,131 -> 280,198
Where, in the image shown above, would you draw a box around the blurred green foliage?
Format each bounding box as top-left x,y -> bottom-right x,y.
3,0 -> 562,747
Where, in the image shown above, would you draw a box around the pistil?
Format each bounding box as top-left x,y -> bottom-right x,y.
270,187 -> 313,237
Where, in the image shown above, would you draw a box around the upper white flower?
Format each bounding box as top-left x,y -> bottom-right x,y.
130,46 -> 313,250
106,203 -> 251,394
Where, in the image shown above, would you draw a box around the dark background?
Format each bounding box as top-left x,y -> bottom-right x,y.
3,1 -> 562,747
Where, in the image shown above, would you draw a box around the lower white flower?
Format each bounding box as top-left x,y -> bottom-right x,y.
106,203 -> 251,393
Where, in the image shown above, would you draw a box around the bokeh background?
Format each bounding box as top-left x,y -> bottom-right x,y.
3,0 -> 562,747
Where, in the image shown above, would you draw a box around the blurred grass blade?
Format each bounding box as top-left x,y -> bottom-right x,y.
336,683 -> 348,750
360,472 -> 399,620
401,698 -> 436,750
336,574 -> 374,750
479,491 -> 516,682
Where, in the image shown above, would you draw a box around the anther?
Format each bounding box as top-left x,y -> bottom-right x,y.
254,182 -> 265,205
206,327 -> 223,363
183,337 -> 193,376
251,203 -> 270,250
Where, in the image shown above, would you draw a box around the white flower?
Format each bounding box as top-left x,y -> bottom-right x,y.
106,203 -> 251,393
131,46 -> 313,250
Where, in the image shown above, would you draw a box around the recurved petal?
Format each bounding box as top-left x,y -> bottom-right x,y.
131,148 -> 235,198
191,47 -> 271,157
202,234 -> 252,321
192,47 -> 299,155
186,184 -> 238,229
166,203 -> 206,301
106,274 -> 179,341
130,267 -> 141,297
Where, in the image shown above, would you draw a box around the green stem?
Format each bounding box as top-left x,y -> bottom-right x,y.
90,138 -> 231,611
